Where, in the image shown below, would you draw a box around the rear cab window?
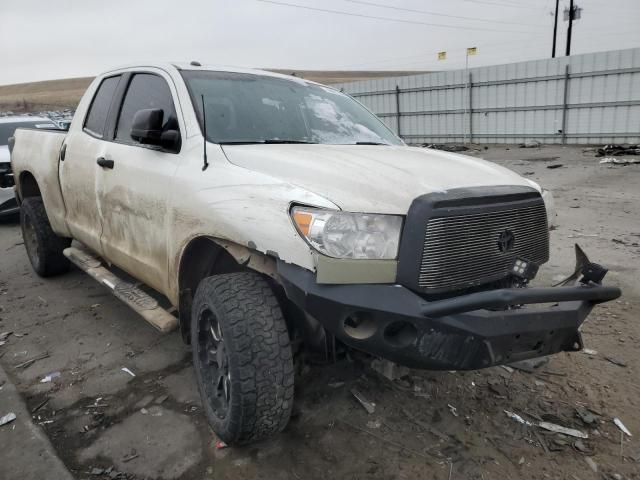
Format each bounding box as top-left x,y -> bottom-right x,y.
115,73 -> 178,144
83,75 -> 121,138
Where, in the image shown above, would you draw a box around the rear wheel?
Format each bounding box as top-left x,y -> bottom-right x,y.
20,197 -> 71,277
191,272 -> 294,445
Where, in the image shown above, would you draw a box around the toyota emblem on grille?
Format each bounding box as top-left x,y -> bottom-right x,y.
497,229 -> 515,252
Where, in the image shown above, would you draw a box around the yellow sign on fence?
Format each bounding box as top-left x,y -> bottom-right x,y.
467,47 -> 477,56
438,51 -> 447,60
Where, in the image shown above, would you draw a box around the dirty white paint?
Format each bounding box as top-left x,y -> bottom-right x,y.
10,62 -> 545,307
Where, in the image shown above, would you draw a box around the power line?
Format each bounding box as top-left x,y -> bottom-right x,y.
316,27 -> 640,72
461,0 -> 544,8
255,0 -> 543,33
342,0 -> 548,27
323,33 -> 548,70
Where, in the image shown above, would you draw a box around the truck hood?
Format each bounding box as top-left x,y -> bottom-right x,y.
222,144 -> 538,214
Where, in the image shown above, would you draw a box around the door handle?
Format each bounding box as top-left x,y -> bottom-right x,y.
96,157 -> 114,169
60,144 -> 67,161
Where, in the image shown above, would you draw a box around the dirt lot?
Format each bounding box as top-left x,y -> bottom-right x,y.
0,145 -> 639,480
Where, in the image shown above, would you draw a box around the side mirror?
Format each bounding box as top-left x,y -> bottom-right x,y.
160,129 -> 181,152
131,108 -> 164,144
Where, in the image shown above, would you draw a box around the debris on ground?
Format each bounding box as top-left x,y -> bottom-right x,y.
573,439 -> 592,454
547,163 -> 564,169
538,421 -> 588,439
40,371 -> 61,383
519,139 -> 541,148
339,419 -> 434,460
575,407 -> 597,425
122,450 -> 139,463
488,378 -> 508,397
366,419 -> 382,429
595,144 -> 640,157
215,440 -> 228,450
583,348 -> 598,355
614,418 -> 632,437
14,352 -> 49,369
505,410 -> 588,438
0,332 -> 12,342
31,398 -> 50,414
0,412 -> 16,427
371,358 -> 409,381
121,367 -> 136,377
423,143 -> 469,152
599,157 -> 640,165
509,356 -> 549,373
604,355 -> 627,368
351,389 -> 376,414
505,410 -> 533,426
585,456 -> 598,472
447,404 -> 459,417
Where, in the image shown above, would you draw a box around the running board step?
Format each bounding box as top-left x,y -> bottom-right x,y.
63,246 -> 178,333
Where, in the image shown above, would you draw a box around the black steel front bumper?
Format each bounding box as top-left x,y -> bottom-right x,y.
277,261 -> 621,370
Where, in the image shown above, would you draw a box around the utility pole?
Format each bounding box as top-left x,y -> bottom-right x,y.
566,0 -> 575,56
463,47 -> 477,145
552,0 -> 559,58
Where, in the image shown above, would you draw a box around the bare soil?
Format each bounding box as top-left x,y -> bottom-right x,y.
0,145 -> 638,479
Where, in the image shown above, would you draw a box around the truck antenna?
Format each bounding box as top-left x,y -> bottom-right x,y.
201,94 -> 209,171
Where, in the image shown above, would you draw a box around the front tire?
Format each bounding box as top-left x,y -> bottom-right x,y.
20,197 -> 71,277
191,272 -> 294,445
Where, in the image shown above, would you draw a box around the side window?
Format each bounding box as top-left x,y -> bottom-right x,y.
84,76 -> 120,138
115,74 -> 178,143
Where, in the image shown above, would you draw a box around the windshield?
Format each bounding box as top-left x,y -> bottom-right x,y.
181,70 -> 402,146
0,121 -> 58,145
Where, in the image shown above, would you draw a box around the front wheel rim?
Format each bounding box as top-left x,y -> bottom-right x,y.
197,308 -> 231,418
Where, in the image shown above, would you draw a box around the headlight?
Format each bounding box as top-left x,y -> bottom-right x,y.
541,188 -> 556,229
291,207 -> 403,259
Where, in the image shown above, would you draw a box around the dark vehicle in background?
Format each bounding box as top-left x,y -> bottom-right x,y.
0,116 -> 58,218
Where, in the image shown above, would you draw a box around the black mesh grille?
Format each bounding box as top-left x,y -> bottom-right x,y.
419,203 -> 549,290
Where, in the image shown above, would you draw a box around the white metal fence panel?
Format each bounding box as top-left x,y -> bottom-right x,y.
334,48 -> 640,144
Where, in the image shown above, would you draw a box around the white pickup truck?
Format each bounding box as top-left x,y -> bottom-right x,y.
7,62 -> 620,445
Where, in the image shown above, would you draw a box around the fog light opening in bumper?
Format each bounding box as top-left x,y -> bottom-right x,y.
343,312 -> 377,340
384,321 -> 418,348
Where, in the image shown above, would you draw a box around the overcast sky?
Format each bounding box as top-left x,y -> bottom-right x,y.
1,0 -> 639,85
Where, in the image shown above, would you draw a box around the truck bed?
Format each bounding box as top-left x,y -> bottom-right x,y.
10,128 -> 70,237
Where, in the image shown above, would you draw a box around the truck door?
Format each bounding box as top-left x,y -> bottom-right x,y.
96,72 -> 182,294
59,75 -> 122,255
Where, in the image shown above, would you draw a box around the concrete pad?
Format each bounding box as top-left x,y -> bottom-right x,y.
161,367 -> 202,406
78,407 -> 202,479
0,365 -> 74,480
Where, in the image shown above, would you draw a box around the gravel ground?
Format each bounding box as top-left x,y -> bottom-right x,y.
0,145 -> 638,480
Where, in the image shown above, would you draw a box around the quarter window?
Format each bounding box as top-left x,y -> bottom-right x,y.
115,74 -> 178,143
84,75 -> 120,138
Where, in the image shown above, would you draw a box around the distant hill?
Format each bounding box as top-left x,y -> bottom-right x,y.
0,77 -> 94,112
0,69 -> 427,113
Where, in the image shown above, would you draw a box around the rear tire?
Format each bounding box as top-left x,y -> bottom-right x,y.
20,197 -> 71,277
191,272 -> 294,445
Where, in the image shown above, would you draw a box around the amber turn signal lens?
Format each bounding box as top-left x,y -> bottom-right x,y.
293,211 -> 312,236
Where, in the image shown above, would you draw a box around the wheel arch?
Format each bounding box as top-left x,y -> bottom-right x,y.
177,236 -> 278,343
18,171 -> 42,201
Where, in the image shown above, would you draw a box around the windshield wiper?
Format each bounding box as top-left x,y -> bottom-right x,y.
263,139 -> 317,144
353,141 -> 391,146
218,139 -> 317,145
